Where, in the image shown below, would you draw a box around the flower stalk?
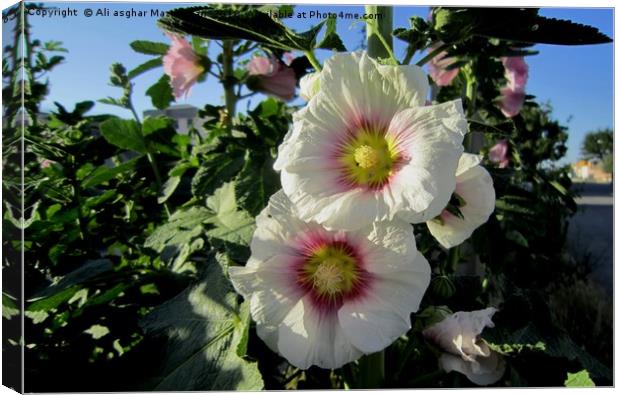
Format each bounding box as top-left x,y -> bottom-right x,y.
365,6 -> 395,63
358,351 -> 385,388
222,40 -> 236,130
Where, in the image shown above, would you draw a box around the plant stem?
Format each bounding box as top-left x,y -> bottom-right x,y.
303,50 -> 322,71
358,351 -> 385,388
222,40 -> 236,131
128,99 -> 171,218
448,245 -> 460,273
365,6 -> 395,63
416,43 -> 449,67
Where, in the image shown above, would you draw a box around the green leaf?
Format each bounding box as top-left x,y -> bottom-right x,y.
316,17 -> 346,51
130,40 -> 170,55
205,182 -> 255,260
158,6 -> 316,51
27,286 -> 79,312
84,324 -> 110,339
565,370 -> 595,387
191,152 -> 245,199
128,57 -> 163,79
81,157 -> 140,188
145,207 -> 213,268
100,118 -> 146,153
142,115 -> 174,136
146,75 -> 175,111
140,256 -> 263,390
2,293 -> 19,320
158,176 -> 181,204
235,154 -> 279,216
30,259 -> 114,299
505,229 -> 529,248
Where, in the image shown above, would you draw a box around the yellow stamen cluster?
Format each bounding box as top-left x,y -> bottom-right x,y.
302,245 -> 359,297
312,258 -> 345,295
339,130 -> 399,188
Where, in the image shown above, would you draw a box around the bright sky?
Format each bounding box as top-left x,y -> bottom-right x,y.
9,2 -> 614,165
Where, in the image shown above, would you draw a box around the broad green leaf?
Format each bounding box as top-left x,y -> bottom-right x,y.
235,154 -> 280,216
81,157 -> 140,188
30,259 -> 113,299
158,176 -> 181,204
316,17 -> 346,51
130,40 -> 170,55
146,75 -> 175,111
140,256 -> 263,390
100,118 -> 146,153
191,152 -> 245,199
27,286 -> 79,312
205,182 -> 255,260
505,229 -> 529,248
142,115 -> 174,136
145,207 -> 213,268
159,6 -> 317,51
565,370 -> 595,387
128,57 -> 163,79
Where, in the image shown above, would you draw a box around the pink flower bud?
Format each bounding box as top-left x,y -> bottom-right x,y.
429,43 -> 459,87
163,34 -> 204,99
247,56 -> 296,101
488,139 -> 510,168
498,56 -> 528,118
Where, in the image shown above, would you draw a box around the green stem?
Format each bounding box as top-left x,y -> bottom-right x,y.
303,50 -> 322,71
448,246 -> 460,273
128,99 -> 171,218
358,351 -> 385,388
416,43 -> 450,67
222,40 -> 237,131
365,6 -> 396,64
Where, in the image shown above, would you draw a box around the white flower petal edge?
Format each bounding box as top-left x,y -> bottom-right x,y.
299,72 -> 321,101
276,51 -> 467,231
229,190 -> 430,369
427,153 -> 496,248
423,308 -> 506,386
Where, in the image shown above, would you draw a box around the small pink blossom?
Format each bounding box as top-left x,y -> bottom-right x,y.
247,55 -> 296,101
499,88 -> 526,118
498,56 -> 528,118
501,56 -> 528,92
488,139 -> 510,168
163,34 -> 204,99
428,44 -> 459,87
40,159 -> 54,169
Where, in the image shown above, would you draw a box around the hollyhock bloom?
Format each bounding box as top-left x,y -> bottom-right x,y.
247,55 -> 297,101
428,44 -> 460,86
427,154 -> 495,249
488,139 -> 510,168
229,191 -> 431,369
423,308 -> 506,386
275,51 -> 467,231
499,88 -> 526,118
501,56 -> 528,92
498,57 -> 528,118
299,72 -> 320,101
163,34 -> 204,99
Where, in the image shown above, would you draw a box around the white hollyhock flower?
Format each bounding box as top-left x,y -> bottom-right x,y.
423,308 -> 506,386
229,190 -> 431,369
426,153 -> 495,248
299,72 -> 321,101
276,51 -> 467,231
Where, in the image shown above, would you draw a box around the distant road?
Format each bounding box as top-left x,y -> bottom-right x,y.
567,182 -> 613,294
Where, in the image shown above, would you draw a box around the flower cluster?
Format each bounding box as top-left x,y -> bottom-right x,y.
230,52 -> 498,375
499,57 -> 529,118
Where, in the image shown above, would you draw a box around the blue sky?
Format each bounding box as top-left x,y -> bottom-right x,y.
13,3 -> 614,164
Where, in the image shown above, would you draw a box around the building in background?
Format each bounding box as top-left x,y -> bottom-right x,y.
571,159 -> 612,183
143,104 -> 206,136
